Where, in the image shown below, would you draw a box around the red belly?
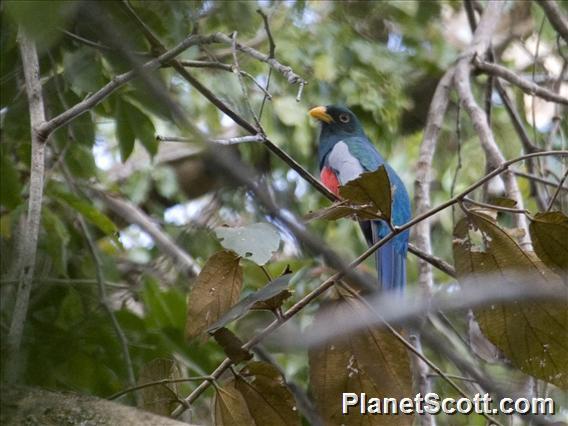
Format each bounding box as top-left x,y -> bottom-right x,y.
321,167 -> 340,195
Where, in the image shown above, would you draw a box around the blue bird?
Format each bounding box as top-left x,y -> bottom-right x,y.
309,105 -> 411,291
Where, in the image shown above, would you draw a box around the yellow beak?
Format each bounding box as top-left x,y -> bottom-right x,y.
308,106 -> 333,124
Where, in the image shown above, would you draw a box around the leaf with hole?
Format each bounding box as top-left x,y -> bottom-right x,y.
215,223 -> 281,265
453,211 -> 568,388
309,294 -> 413,425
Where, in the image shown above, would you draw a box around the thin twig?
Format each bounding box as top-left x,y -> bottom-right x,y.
232,31 -> 263,132
513,169 -> 568,191
179,60 -> 272,99
256,9 -> 275,119
474,58 -> 568,105
6,29 -> 48,384
108,376 -> 214,401
462,196 -> 530,214
546,168 -> 568,211
156,134 -> 266,145
408,244 -> 456,278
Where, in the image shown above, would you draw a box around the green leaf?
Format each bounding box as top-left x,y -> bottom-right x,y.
453,212 -> 568,388
207,273 -> 293,334
115,99 -> 158,161
215,223 -> 281,265
63,49 -> 104,94
0,150 -> 22,209
309,295 -> 413,425
339,165 -> 392,221
55,288 -> 84,330
185,251 -> 243,340
273,96 -> 305,126
50,186 -> 117,236
530,212 -> 568,277
42,206 -> 70,275
5,1 -> 78,49
138,358 -> 181,416
116,99 -> 135,162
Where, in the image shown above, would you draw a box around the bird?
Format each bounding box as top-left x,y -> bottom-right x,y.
309,105 -> 411,291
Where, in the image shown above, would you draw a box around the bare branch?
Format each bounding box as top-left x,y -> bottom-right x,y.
5,29 -> 48,384
156,134 -> 266,145
514,169 -> 568,191
474,58 -> 568,105
546,168 -> 568,211
408,243 -> 456,278
536,0 -> 568,43
108,376 -> 214,401
38,33 -> 213,140
93,190 -> 201,277
454,1 -> 531,247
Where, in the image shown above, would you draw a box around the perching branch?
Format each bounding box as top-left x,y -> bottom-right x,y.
6,29 -> 48,384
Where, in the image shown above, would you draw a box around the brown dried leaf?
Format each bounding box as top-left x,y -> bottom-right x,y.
453,212 -> 568,388
530,211 -> 568,277
309,296 -> 413,425
185,250 -> 242,340
137,358 -> 181,416
214,380 -> 254,426
339,165 -> 392,221
212,328 -> 253,364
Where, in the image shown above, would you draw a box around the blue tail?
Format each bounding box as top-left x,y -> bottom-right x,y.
373,221 -> 408,291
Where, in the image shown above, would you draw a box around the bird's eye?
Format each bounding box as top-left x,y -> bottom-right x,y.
338,113 -> 350,123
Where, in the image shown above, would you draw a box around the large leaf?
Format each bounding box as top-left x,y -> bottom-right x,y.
207,273 -> 293,334
137,358 -> 181,416
214,379 -> 255,426
49,185 -> 117,236
339,165 -> 392,221
309,295 -> 413,425
453,212 -> 568,388
530,212 -> 568,277
185,251 -> 243,340
214,361 -> 300,426
215,223 -> 281,265
115,99 -> 157,162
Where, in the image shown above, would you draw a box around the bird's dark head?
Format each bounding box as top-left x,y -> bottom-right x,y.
309,105 -> 365,139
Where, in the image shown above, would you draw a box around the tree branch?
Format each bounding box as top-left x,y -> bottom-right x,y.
5,29 -> 48,384
536,0 -> 568,43
474,58 -> 568,105
454,1 -> 531,247
38,32 -> 214,140
92,189 -> 201,277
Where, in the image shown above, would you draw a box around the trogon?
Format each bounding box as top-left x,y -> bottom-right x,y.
309,105 -> 411,291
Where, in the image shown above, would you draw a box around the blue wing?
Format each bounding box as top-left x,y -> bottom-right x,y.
343,137 -> 411,292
